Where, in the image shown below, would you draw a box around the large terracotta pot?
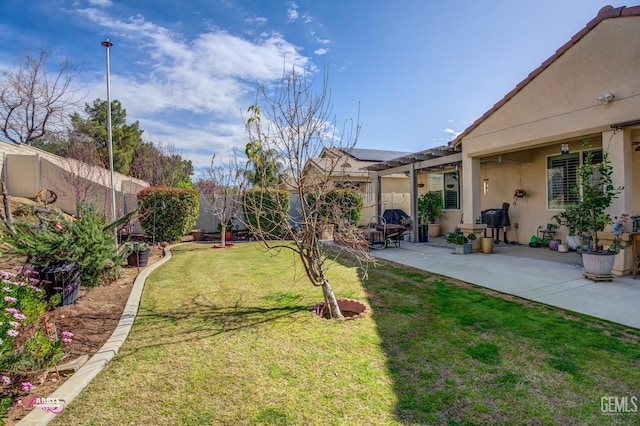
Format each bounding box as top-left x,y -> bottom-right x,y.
427,223 -> 441,237
191,229 -> 205,241
582,251 -> 615,276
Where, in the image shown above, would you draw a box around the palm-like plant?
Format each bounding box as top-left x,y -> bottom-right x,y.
245,143 -> 286,188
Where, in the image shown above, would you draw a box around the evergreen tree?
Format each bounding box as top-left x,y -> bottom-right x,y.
69,99 -> 143,175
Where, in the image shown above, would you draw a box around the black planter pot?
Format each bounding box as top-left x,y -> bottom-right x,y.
127,249 -> 150,267
34,262 -> 81,306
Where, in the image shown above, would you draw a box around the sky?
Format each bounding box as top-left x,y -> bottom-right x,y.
0,0 -> 630,171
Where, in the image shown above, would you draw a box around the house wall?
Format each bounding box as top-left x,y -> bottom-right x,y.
461,16 -> 640,157
459,13 -> 640,246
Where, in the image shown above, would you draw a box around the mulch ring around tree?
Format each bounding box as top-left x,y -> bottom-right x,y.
313,298 -> 370,320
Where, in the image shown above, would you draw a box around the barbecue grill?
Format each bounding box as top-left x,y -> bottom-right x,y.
481,202 -> 510,244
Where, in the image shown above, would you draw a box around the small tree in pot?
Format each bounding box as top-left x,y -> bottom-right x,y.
572,140 -> 623,276
576,146 -> 622,252
418,191 -> 443,237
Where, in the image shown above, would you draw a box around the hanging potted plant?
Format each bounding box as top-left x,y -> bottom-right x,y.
418,191 -> 443,237
573,142 -> 623,277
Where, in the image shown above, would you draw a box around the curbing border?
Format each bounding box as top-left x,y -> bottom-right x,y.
16,246 -> 175,425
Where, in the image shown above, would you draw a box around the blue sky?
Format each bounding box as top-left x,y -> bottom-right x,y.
0,1 -> 629,169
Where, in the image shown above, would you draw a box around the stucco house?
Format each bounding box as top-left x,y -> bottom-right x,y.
303,147 -> 412,225
368,4 -> 640,275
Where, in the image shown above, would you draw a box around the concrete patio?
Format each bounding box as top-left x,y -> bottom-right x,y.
370,239 -> 640,329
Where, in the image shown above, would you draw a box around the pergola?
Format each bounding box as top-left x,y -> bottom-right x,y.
365,145 -> 462,243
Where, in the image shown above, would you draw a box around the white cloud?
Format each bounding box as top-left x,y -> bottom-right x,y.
76,7 -> 311,165
245,16 -> 268,26
443,127 -> 462,139
88,0 -> 112,6
314,48 -> 328,55
287,2 -> 299,21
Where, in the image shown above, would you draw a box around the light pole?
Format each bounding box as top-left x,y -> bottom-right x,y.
101,38 -> 118,248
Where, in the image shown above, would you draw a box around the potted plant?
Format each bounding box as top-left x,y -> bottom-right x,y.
125,242 -> 150,267
191,228 -> 206,241
572,143 -> 623,276
217,219 -> 234,242
446,231 -> 472,254
418,191 -> 443,237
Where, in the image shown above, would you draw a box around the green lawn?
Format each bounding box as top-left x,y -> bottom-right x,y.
53,243 -> 640,425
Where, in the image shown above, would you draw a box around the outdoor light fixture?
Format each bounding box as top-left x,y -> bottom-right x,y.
596,93 -> 615,104
101,38 -> 118,248
561,143 -> 570,155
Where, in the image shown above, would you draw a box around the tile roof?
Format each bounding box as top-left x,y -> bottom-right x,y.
452,4 -> 640,147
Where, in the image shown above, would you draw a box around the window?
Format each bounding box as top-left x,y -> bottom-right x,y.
547,149 -> 602,210
426,171 -> 460,209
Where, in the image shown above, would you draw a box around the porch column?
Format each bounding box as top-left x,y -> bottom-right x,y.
375,173 -> 382,218
461,154 -> 482,230
410,167 -> 419,243
605,129 -> 632,216
604,129 -> 633,275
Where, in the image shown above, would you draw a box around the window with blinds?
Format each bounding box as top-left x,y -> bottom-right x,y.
547,149 -> 603,209
426,171 -> 460,210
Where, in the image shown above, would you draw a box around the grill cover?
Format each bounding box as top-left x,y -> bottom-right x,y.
481,202 -> 510,227
383,209 -> 411,228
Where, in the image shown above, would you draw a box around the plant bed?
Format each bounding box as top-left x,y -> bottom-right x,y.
313,298 -> 370,320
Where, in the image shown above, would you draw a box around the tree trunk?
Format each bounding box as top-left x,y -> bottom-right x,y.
1,182 -> 11,223
322,280 -> 343,319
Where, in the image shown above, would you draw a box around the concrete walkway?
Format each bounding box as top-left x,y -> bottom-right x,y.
370,242 -> 640,329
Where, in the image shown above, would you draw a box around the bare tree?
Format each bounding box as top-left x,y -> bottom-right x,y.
131,140 -> 194,187
244,67 -> 371,319
196,151 -> 247,247
0,45 -> 79,145
59,130 -> 110,213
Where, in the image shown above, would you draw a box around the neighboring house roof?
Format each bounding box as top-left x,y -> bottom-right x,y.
365,144 -> 460,172
307,155 -> 371,179
452,4 -> 640,148
308,147 -> 412,176
342,148 -> 413,162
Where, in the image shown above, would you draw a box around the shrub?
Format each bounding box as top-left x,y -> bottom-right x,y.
306,189 -> 364,226
0,269 -> 73,414
1,204 -> 123,287
243,188 -> 290,239
418,191 -> 443,223
137,187 -> 200,242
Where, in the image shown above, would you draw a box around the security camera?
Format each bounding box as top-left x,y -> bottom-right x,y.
596,93 -> 615,104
